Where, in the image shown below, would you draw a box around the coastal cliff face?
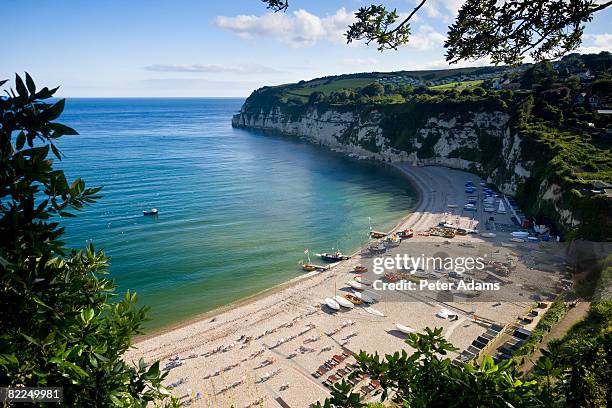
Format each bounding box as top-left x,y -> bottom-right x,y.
232,105 -> 529,194
232,101 -> 605,238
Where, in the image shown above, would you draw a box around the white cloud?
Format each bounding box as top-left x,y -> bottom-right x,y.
580,33 -> 612,53
417,0 -> 465,22
215,8 -> 356,47
407,25 -> 446,50
215,8 -> 445,51
143,63 -> 283,74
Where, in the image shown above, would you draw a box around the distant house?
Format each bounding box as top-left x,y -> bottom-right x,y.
592,181 -> 612,189
576,70 -> 592,81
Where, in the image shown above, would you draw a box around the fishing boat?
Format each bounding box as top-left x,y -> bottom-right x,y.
364,306 -> 385,317
369,230 -> 386,239
397,228 -> 413,239
395,323 -> 416,334
317,251 -> 350,262
384,234 -> 401,247
334,295 -> 354,309
481,232 -> 496,238
347,280 -> 364,291
324,297 -> 340,311
354,276 -> 372,286
353,265 -> 368,273
300,249 -> 320,271
143,208 -> 158,216
352,291 -> 374,304
343,293 -> 363,305
511,231 -> 529,238
510,238 -> 525,243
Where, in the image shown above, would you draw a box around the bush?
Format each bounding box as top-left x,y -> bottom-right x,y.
0,74 -> 178,407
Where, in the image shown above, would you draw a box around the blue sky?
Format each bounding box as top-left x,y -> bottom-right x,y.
2,0 -> 611,97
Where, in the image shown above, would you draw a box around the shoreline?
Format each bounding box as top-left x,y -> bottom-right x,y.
137,161 -> 426,341
127,164 -> 567,408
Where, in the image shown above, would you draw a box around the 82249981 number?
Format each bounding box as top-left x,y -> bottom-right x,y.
0,387 -> 63,403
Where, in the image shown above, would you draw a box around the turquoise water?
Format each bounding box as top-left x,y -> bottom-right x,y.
57,98 -> 417,330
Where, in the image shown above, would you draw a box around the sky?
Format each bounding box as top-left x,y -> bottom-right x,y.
2,0 -> 611,97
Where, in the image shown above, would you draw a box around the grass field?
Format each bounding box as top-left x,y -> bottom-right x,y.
288,77 -> 381,96
429,79 -> 484,91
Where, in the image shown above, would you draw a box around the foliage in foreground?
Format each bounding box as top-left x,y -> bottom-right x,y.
263,0 -> 611,65
0,75 -> 178,406
316,317 -> 611,408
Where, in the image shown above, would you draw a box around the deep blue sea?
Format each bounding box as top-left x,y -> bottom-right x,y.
57,98 -> 417,330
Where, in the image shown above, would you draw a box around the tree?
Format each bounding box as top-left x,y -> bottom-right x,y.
314,322 -> 612,408
360,82 -> 384,97
0,74 -> 178,407
308,91 -> 326,104
262,0 -> 611,65
315,327 -> 548,408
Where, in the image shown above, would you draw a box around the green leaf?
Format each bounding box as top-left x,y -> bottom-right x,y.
50,143 -> 62,160
36,86 -> 59,99
49,122 -> 79,136
45,99 -> 66,121
16,131 -> 26,150
25,72 -> 36,94
15,74 -> 28,98
20,332 -> 41,346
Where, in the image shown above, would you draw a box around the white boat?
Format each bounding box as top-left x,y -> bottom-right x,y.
334,295 -> 355,309
324,297 -> 340,311
395,323 -> 415,334
363,306 -> 385,317
347,280 -> 364,291
354,276 -> 372,286
481,232 -> 496,238
436,310 -> 448,319
436,308 -> 456,319
510,238 -> 525,243
352,290 -> 374,303
143,208 -> 158,216
511,231 -> 529,238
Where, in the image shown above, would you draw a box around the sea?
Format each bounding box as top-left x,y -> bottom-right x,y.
56,98 -> 417,330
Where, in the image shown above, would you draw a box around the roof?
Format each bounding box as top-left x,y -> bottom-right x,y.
592,180 -> 612,189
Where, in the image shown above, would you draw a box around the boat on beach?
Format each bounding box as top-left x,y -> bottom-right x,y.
347,280 -> 364,291
352,265 -> 367,273
354,276 -> 372,285
397,228 -> 413,239
384,234 -> 401,247
343,293 -> 363,305
324,297 -> 340,311
352,291 -> 374,304
511,231 -> 529,238
364,306 -> 385,317
369,230 -> 386,239
317,251 -> 350,262
395,323 -> 416,334
143,208 -> 158,215
334,295 -> 355,309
